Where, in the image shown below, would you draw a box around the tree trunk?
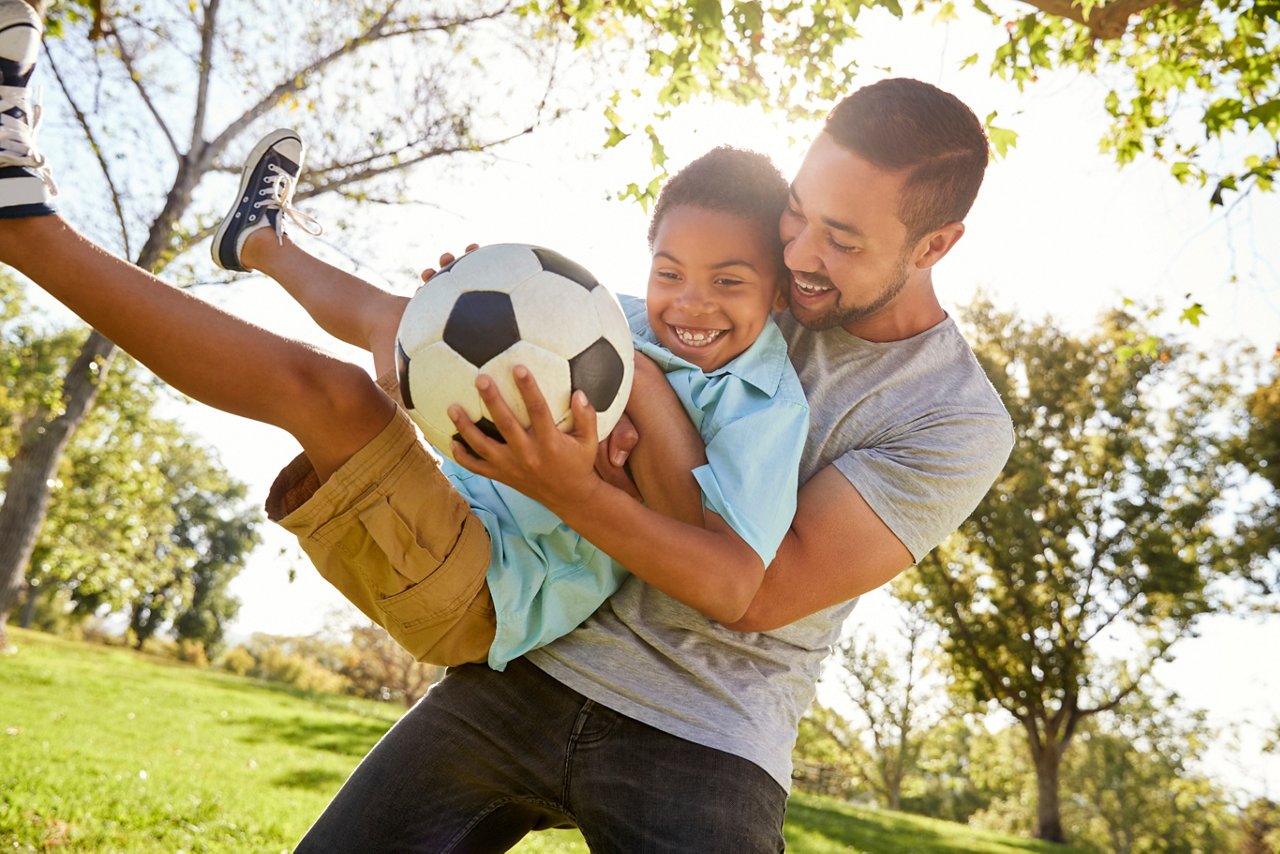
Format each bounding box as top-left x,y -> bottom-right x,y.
0,146 -> 192,649
1032,740 -> 1065,842
0,333 -> 118,649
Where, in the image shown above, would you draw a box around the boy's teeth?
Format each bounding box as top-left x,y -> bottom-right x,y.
674,327 -> 726,347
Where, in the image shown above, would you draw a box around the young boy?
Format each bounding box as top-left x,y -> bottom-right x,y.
0,2 -> 808,669
216,133 -> 809,670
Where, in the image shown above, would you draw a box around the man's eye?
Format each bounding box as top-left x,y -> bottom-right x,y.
827,235 -> 857,253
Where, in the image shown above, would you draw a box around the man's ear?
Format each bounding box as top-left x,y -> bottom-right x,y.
912,221 -> 966,270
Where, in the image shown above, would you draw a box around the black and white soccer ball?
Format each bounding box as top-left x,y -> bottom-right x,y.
395,243 -> 635,462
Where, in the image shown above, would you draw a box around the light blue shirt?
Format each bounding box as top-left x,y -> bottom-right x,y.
444,294 -> 809,670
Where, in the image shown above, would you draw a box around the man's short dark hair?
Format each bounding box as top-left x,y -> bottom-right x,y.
825,78 -> 989,241
647,146 -> 788,279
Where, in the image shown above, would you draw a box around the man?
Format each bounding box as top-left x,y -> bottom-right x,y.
295,78 -> 1014,851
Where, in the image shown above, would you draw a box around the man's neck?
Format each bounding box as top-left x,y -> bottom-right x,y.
842,278 -> 946,343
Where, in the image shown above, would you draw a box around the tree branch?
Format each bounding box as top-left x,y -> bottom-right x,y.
295,126 -> 539,201
44,47 -> 132,258
1079,634 -> 1179,717
190,0 -> 222,156
1014,0 -> 1169,40
200,4 -> 513,171
103,28 -> 180,159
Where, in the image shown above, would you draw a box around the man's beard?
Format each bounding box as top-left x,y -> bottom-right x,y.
793,262 -> 910,332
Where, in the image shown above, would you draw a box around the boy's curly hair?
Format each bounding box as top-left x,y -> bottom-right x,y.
647,147 -> 789,282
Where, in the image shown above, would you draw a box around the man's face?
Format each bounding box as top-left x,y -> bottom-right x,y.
779,133 -> 917,332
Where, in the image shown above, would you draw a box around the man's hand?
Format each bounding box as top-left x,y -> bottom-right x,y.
419,244 -> 480,283
595,414 -> 641,500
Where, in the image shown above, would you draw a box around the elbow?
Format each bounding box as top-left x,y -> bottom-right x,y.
721,597 -> 782,633
706,564 -> 765,626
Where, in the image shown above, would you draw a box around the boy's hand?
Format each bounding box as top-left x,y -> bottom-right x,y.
448,366 -> 603,515
419,244 -> 479,283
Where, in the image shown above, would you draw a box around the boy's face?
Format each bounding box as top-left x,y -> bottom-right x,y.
780,133 -> 917,332
646,205 -> 786,372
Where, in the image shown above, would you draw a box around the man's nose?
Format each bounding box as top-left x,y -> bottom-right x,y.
782,226 -> 820,277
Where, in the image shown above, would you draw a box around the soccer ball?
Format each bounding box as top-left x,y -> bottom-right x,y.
395,243 -> 635,462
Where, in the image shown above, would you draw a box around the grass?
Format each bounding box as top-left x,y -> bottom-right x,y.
1,628 -> 1090,852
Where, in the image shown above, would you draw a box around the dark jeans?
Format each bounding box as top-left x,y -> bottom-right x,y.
295,657 -> 788,853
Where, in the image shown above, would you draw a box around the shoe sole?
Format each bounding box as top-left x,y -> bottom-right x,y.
211,127 -> 302,271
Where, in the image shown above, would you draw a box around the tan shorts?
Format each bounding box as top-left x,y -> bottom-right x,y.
265,406 -> 496,666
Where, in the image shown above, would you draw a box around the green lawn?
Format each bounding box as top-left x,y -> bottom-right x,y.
0,628 -> 1089,852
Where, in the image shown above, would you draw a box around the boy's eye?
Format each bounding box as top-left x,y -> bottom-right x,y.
654,269 -> 680,280
714,277 -> 744,287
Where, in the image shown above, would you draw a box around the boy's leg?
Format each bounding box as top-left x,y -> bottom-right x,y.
209,133 -> 407,377
0,215 -> 392,481
242,232 -> 408,379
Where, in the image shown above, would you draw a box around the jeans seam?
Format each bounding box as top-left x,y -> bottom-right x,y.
440,798 -> 513,853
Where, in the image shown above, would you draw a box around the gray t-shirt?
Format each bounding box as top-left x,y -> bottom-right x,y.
528,311 -> 1014,789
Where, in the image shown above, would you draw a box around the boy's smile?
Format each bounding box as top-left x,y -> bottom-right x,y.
647,205 -> 786,373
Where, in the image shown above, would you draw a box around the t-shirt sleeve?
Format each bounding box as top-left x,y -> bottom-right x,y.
833,409 -> 1013,562
691,399 -> 809,567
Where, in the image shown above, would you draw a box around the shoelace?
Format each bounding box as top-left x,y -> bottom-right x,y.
0,85 -> 58,196
256,163 -> 323,243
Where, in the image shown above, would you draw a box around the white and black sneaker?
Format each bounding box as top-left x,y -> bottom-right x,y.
211,128 -> 322,272
0,0 -> 56,218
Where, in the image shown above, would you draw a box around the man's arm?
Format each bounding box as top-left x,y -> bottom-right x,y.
600,368 -> 917,632
724,468 -> 913,632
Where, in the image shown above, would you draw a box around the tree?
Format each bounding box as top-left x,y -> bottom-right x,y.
791,703 -> 866,799
901,297 -> 1271,842
1231,365 -> 1280,592
9,347 -> 260,643
128,445 -> 260,652
339,622 -> 443,707
1063,690 -> 1237,854
545,0 -> 1277,206
834,601 -> 939,810
0,0 -> 567,646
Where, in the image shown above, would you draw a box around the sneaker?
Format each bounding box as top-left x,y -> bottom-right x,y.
0,0 -> 56,218
211,128 -> 322,272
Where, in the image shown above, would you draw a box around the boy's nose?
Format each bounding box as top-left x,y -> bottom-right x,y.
676,282 -> 715,313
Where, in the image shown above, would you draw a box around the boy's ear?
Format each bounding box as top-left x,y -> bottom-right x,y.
772,276 -> 791,312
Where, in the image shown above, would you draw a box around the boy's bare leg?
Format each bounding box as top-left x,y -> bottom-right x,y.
0,216 -> 394,481
240,230 -> 408,379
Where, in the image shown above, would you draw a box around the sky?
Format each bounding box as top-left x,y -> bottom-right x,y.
29,4 -> 1280,800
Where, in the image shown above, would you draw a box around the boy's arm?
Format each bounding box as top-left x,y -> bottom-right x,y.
452,370 -> 769,624
466,366 -> 917,631
619,353 -> 706,526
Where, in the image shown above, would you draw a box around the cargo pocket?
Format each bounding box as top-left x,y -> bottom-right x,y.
360,499 -> 490,640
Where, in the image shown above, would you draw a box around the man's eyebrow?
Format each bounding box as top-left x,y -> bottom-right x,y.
789,184 -> 864,237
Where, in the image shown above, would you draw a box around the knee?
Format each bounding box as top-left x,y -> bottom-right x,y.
286,354 -> 395,448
